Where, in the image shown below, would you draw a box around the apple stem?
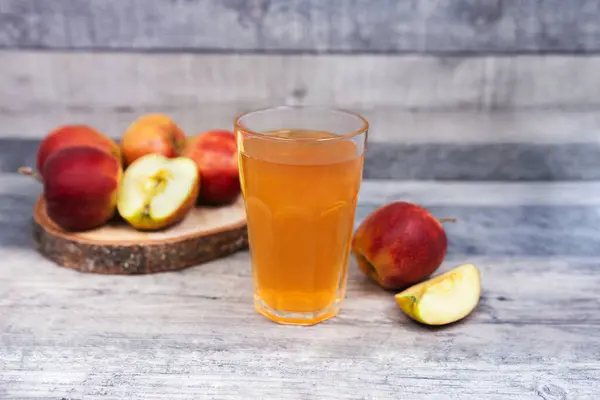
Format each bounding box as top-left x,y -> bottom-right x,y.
438,218 -> 457,223
17,167 -> 42,183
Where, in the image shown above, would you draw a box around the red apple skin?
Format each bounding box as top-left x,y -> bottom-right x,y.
36,125 -> 121,177
121,114 -> 186,166
181,130 -> 241,205
352,202 -> 448,290
42,146 -> 122,231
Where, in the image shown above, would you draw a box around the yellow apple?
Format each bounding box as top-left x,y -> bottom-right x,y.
394,263 -> 481,325
117,154 -> 199,230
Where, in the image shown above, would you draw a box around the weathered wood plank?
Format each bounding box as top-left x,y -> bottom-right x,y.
2,248 -> 600,326
0,251 -> 599,398
358,180 -> 600,206
2,176 -> 600,398
1,52 -> 600,129
6,137 -> 600,181
4,105 -> 600,146
361,142 -> 600,181
1,364 -> 596,399
0,0 -> 599,54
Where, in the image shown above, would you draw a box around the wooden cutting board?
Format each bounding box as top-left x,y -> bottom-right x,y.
32,196 -> 248,274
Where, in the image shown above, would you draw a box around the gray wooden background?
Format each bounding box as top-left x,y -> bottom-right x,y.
1,0 -> 599,180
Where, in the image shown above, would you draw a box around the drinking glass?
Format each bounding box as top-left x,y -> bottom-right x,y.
235,106 -> 368,325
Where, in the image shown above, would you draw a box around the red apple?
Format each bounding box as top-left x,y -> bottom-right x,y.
352,202 -> 455,290
181,129 -> 241,205
42,146 -> 122,231
121,114 -> 186,166
36,125 -> 121,177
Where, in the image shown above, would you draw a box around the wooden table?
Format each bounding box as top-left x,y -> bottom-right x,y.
1,174 -> 599,399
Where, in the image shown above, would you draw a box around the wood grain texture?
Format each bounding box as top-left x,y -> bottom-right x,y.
1,252 -> 599,398
1,52 -> 600,137
0,0 -> 599,54
32,197 -> 248,275
1,174 -> 600,398
9,138 -> 600,181
3,107 -> 600,144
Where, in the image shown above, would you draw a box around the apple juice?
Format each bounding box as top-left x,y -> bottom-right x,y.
238,129 -> 364,324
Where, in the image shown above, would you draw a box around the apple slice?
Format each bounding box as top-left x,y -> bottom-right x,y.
117,154 -> 200,230
394,264 -> 481,326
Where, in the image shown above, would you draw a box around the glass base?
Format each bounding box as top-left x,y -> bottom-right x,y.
254,296 -> 340,326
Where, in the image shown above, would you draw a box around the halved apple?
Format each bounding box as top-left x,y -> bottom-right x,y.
117,154 -> 200,230
394,264 -> 481,326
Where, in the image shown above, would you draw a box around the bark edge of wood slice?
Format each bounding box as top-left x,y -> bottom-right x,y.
32,196 -> 248,274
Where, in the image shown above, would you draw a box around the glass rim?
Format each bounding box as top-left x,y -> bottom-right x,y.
234,105 -> 369,143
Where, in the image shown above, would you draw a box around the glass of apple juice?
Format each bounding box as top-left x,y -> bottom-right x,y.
234,106 -> 368,325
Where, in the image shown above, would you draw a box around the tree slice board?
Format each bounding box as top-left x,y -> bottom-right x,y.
32,196 -> 248,275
